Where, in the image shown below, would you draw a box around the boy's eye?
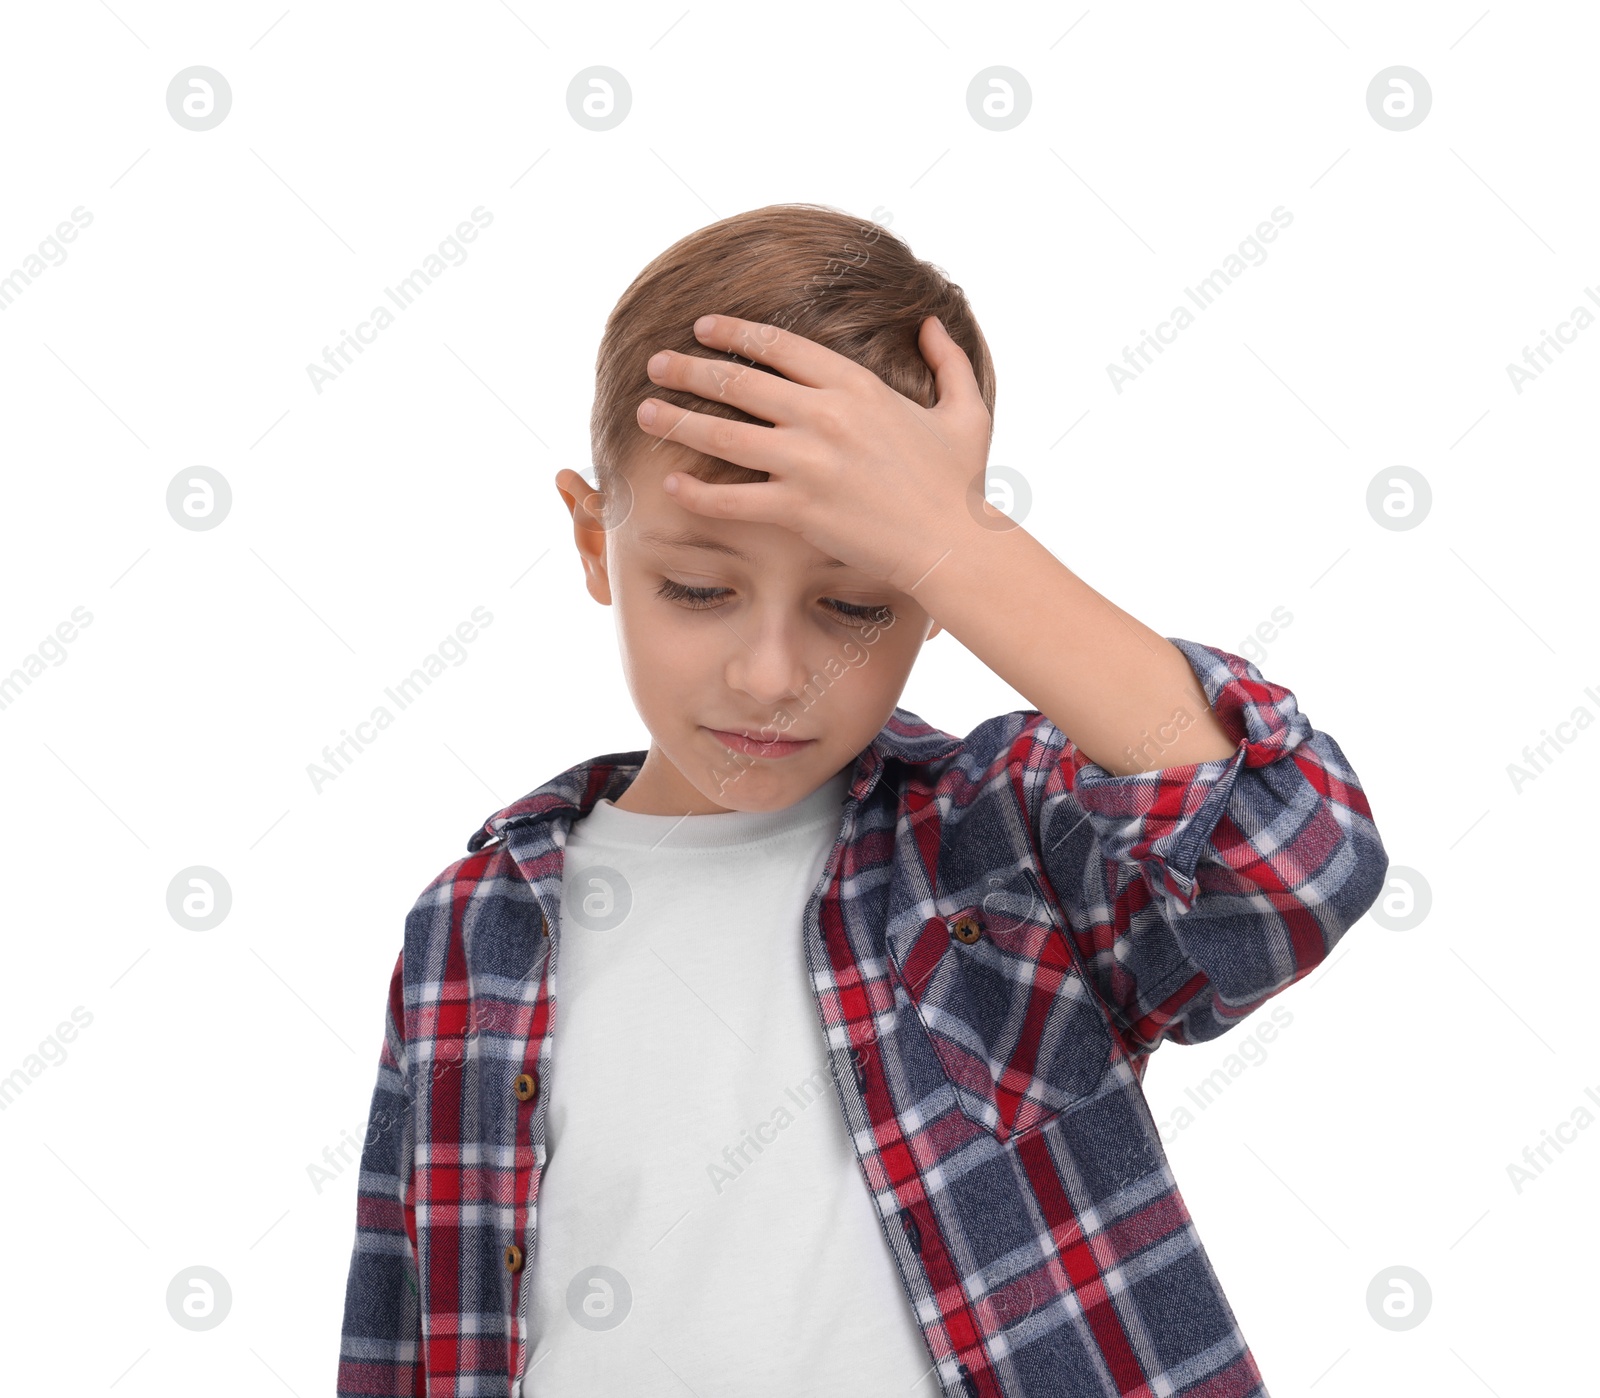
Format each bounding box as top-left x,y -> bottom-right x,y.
654,577 -> 892,626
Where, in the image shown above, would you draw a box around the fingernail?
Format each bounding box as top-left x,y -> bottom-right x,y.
694,315 -> 717,337
638,401 -> 657,426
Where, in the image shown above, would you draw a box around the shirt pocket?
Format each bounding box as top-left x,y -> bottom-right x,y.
888,864 -> 1115,1144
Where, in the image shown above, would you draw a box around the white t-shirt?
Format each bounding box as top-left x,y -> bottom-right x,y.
522,767 -> 939,1397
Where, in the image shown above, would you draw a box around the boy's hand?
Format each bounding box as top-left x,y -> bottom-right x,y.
634,314 -> 995,594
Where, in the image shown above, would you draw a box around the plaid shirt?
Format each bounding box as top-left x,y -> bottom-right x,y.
338,636 -> 1388,1397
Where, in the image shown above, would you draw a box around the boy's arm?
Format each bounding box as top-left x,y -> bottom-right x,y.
901,520 -> 1244,775
630,315 -> 1387,1045
1017,637 -> 1389,1053
337,949 -> 424,1397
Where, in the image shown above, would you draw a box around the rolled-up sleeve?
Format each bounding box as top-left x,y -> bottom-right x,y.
1026,636 -> 1389,1054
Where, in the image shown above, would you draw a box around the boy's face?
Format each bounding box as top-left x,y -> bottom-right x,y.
555,446 -> 942,816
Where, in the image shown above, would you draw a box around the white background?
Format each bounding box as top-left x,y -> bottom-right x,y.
1,1 -> 1594,1393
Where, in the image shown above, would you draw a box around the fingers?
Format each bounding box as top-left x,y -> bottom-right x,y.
636,397 -> 789,475
687,315 -> 854,390
645,345 -> 796,424
661,467 -> 784,524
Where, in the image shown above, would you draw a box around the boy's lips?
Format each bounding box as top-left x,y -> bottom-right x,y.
703,726 -> 817,758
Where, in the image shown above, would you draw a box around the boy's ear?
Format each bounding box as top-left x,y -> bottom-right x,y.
554,468 -> 613,606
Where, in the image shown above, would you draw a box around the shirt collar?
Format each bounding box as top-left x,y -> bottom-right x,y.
466,705 -> 965,853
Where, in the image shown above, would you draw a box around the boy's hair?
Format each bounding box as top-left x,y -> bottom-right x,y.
589,202 -> 996,494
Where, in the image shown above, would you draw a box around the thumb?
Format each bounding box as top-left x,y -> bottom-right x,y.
920,315 -> 983,413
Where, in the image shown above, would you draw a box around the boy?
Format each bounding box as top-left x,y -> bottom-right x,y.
338,203 -> 1388,1398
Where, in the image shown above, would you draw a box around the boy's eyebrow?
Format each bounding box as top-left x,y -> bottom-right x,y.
638,527 -> 849,568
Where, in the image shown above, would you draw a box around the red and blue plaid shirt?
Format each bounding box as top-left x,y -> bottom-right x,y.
338,636 -> 1388,1397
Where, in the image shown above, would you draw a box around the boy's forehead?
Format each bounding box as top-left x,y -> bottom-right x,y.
633,522 -> 851,571
617,481 -> 846,572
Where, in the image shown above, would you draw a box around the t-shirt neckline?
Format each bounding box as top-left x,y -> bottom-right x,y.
570,766 -> 852,851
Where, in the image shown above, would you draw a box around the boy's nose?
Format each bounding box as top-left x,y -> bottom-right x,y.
725,633 -> 820,711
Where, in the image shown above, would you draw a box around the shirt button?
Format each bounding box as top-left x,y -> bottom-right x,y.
951,914 -> 982,945
504,1244 -> 524,1273
900,1210 -> 923,1253
513,1072 -> 538,1103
